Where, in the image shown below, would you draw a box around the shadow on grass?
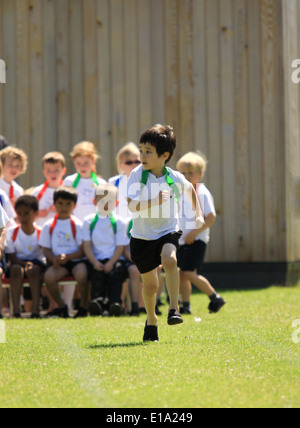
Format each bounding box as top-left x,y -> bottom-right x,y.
88,341 -> 145,349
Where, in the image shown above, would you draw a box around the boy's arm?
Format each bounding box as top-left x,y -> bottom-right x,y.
61,245 -> 85,263
7,252 -> 28,268
184,212 -> 216,245
184,182 -> 205,229
103,246 -> 124,273
83,241 -> 100,267
42,247 -> 56,265
127,190 -> 170,213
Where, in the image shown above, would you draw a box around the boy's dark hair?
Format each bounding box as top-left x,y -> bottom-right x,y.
15,195 -> 39,213
139,124 -> 176,164
54,186 -> 78,204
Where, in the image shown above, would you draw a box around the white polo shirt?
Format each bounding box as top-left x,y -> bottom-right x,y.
63,173 -> 106,221
83,213 -> 128,260
39,216 -> 83,259
179,183 -> 216,245
5,226 -> 45,262
127,165 -> 189,241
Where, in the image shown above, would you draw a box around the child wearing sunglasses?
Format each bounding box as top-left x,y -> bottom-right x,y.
109,142 -> 141,221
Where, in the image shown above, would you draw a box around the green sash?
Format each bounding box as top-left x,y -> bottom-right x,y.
89,212 -> 117,236
141,167 -> 181,202
72,171 -> 99,188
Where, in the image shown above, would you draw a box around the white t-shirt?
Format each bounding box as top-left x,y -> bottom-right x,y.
5,226 -> 45,262
32,183 -> 56,227
39,216 -> 83,260
0,189 -> 16,220
83,213 -> 128,260
179,183 -> 216,245
0,204 -> 10,229
109,174 -> 132,221
63,173 -> 106,221
0,178 -> 23,218
127,165 -> 189,241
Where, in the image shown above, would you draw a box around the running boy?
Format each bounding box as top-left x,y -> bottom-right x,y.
32,152 -> 66,227
83,183 -> 128,316
63,141 -> 106,221
39,186 -> 89,318
0,146 -> 27,209
5,195 -> 45,318
127,124 -> 204,342
176,152 -> 226,314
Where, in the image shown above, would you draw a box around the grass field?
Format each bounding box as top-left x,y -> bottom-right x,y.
1,285 -> 300,408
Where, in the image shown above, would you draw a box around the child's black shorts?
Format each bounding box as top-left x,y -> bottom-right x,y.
177,240 -> 207,272
130,231 -> 182,274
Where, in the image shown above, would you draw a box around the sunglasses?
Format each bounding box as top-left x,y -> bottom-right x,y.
124,160 -> 141,166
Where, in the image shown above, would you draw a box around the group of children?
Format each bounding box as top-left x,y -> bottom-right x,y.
0,127 -> 225,342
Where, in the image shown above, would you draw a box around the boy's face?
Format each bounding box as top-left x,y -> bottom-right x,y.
15,205 -> 37,227
139,143 -> 169,171
43,162 -> 66,187
73,155 -> 95,178
2,157 -> 23,181
179,167 -> 203,185
120,154 -> 141,176
54,198 -> 76,219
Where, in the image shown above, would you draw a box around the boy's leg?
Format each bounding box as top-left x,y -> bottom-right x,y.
44,266 -> 69,308
72,263 -> 89,309
181,270 -> 215,296
26,264 -> 42,315
127,264 -> 141,313
179,270 -> 192,302
141,268 -> 159,326
10,265 -> 24,315
161,243 -> 179,311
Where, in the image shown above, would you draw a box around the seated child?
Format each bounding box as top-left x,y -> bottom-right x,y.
83,183 -> 129,316
176,151 -> 226,314
5,195 -> 46,318
39,186 -> 89,318
63,141 -> 106,221
0,204 -> 10,318
109,142 -> 142,314
0,146 -> 27,210
32,152 -> 66,227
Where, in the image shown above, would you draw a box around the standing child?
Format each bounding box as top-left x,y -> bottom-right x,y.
63,141 -> 106,221
176,152 -> 226,314
83,183 -> 129,316
5,195 -> 46,318
39,186 -> 89,318
0,146 -> 27,209
127,124 -> 204,342
32,152 -> 66,227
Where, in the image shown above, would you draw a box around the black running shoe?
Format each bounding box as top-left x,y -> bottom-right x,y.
88,298 -> 104,316
143,322 -> 159,342
59,305 -> 70,319
208,295 -> 226,313
167,309 -> 183,325
74,307 -> 88,318
109,303 -> 123,317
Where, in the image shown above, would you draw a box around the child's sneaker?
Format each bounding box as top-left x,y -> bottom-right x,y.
208,295 -> 226,313
143,321 -> 159,342
88,298 -> 104,316
167,309 -> 183,325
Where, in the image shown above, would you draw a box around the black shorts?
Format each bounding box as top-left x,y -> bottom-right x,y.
130,231 -> 182,274
62,260 -> 86,277
177,240 -> 207,272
